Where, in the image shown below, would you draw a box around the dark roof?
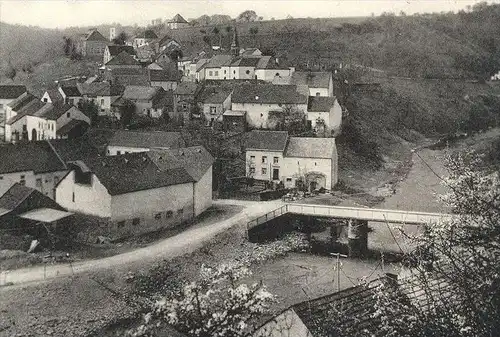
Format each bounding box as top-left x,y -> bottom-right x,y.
231,57 -> 261,67
43,88 -> 64,103
59,86 -> 81,97
77,82 -> 124,97
84,29 -> 108,42
170,14 -> 188,23
105,51 -> 140,66
106,45 -> 136,57
152,90 -> 174,109
108,130 -> 185,149
6,100 -> 52,125
0,141 -> 66,174
110,68 -> 148,76
174,82 -> 198,96
291,71 -> 332,88
198,86 -> 232,104
0,85 -> 26,99
47,138 -> 97,162
307,96 -> 338,112
232,84 -> 308,104
83,128 -> 118,155
73,153 -> 194,195
136,29 -> 158,39
203,55 -> 233,69
0,183 -> 35,212
149,69 -> 180,82
55,119 -> 90,137
149,146 -> 214,181
244,131 -> 288,152
285,137 -> 335,159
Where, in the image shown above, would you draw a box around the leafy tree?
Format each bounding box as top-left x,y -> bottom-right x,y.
4,63 -> 16,81
236,10 -> 259,22
112,31 -> 128,45
202,35 -> 211,47
78,100 -> 99,126
372,152 -> 500,337
169,49 -> 183,63
119,100 -> 136,128
62,36 -> 72,56
249,27 -> 259,46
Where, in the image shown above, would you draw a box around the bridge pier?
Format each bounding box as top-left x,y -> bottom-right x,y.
347,219 -> 368,258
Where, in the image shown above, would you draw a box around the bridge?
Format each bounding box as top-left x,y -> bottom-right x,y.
247,203 -> 454,230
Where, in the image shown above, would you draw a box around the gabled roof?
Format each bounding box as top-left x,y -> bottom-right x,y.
231,84 -> 308,104
43,88 -> 64,103
6,100 -> 52,125
135,29 -> 158,39
59,85 -> 81,97
198,86 -> 232,104
230,57 -> 261,67
149,69 -> 180,82
0,183 -> 36,213
108,130 -> 185,149
77,82 -> 124,97
284,137 -> 335,159
174,82 -> 198,96
47,138 -> 97,162
106,45 -> 136,57
244,130 -> 288,152
203,55 -> 233,69
105,51 -> 140,66
0,85 -> 26,100
122,85 -> 162,101
83,29 -> 108,42
42,104 -> 75,120
291,71 -> 332,88
307,96 -> 338,112
71,153 -> 194,196
240,48 -> 262,56
149,146 -> 214,181
170,14 -> 188,23
7,92 -> 38,111
0,141 -> 66,175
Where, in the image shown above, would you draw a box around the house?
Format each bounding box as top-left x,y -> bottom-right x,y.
55,146 -> 213,238
50,104 -> 91,137
104,51 -> 142,69
0,141 -> 68,198
173,82 -> 199,123
106,130 -> 185,155
149,68 -> 180,91
240,48 -> 262,57
255,57 -> 294,82
156,36 -> 182,52
228,57 -> 261,80
231,84 -> 308,129
194,58 -> 210,81
291,71 -> 334,97
58,85 -> 82,107
223,110 -> 247,132
202,55 -> 234,80
245,130 -> 338,190
306,96 -> 342,136
166,14 -> 190,29
103,45 -> 137,65
133,29 -> 158,48
0,85 -> 27,137
197,86 -> 232,125
77,82 -> 125,115
75,29 -> 109,58
135,44 -> 157,63
4,99 -> 57,143
0,183 -> 70,230
122,85 -> 166,117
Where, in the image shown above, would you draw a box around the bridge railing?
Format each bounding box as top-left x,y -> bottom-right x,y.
247,205 -> 288,230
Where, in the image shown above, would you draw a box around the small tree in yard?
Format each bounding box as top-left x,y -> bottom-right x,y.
4,63 -> 16,81
112,31 -> 129,45
370,151 -> 500,337
78,100 -> 99,126
119,100 -> 136,128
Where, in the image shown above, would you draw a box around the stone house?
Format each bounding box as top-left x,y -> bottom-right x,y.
103,45 -> 136,65
197,86 -> 232,125
75,29 -> 109,59
77,82 -> 125,115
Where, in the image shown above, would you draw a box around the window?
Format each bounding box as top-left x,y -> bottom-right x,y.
209,71 -> 213,76
117,221 -> 125,228
262,156 -> 267,164
100,99 -> 104,105
117,151 -> 121,155
210,106 -> 217,114
66,112 -> 70,118
276,73 -> 280,77
214,71 -> 219,76
0,176 -> 3,180
72,192 -> 75,202
165,210 -> 173,218
20,175 -> 26,186
54,176 -> 59,185
273,157 -> 279,164
316,92 -> 321,96
250,155 -> 255,162
43,98 -> 48,102
155,213 -> 162,220
132,218 -> 140,226
246,70 -> 250,75
249,167 -> 255,174
224,70 -> 226,74
286,178 -> 292,182
261,167 -> 267,175
36,178 -> 42,188
177,208 -> 184,215
233,70 -> 236,74
69,99 -> 74,105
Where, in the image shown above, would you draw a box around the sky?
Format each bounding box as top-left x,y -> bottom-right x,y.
0,0 -> 498,29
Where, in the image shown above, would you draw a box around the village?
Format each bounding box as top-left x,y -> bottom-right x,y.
1,3 -> 500,337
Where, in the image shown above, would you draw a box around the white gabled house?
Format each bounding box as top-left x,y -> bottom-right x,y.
306,96 -> 343,136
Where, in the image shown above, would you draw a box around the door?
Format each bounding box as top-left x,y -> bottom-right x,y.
272,168 -> 279,181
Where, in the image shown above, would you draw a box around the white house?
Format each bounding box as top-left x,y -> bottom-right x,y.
166,14 -> 190,29
55,146 -> 213,237
254,57 -> 294,82
231,84 -> 309,129
77,82 -> 124,115
149,68 -> 180,91
132,29 -> 158,49
4,99 -> 57,142
106,130 -> 185,155
197,86 -> 232,125
306,96 -> 343,136
290,71 -> 334,97
58,85 -> 82,107
245,130 -> 338,190
202,55 -> 234,80
0,85 -> 27,137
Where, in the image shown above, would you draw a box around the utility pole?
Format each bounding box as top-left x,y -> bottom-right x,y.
330,252 -> 348,292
